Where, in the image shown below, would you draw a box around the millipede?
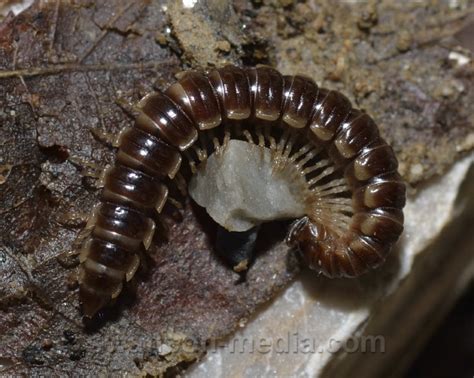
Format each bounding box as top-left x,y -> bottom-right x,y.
78,65 -> 406,318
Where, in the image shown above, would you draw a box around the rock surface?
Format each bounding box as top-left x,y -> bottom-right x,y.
187,153 -> 474,378
189,140 -> 307,232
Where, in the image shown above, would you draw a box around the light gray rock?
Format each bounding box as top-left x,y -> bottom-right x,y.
189,140 -> 308,232
186,153 -> 474,378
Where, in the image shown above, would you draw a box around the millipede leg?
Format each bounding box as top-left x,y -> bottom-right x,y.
173,172 -> 188,197
243,129 -> 255,144
97,165 -> 112,188
68,155 -> 105,181
75,204 -> 101,247
167,196 -> 184,210
219,125 -> 231,153
192,144 -> 208,163
115,92 -> 141,118
90,127 -> 125,148
256,126 -> 265,147
264,124 -> 277,150
183,150 -> 198,173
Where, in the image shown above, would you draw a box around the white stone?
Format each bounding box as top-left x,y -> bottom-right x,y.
158,344 -> 172,356
189,140 -> 308,232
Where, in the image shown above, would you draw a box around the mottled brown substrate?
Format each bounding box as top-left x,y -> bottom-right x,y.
0,0 -> 472,375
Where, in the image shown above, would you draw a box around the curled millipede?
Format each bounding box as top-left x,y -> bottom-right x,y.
78,65 -> 406,317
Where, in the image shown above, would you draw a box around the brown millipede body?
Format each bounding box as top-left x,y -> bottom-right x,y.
78,65 -> 406,317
